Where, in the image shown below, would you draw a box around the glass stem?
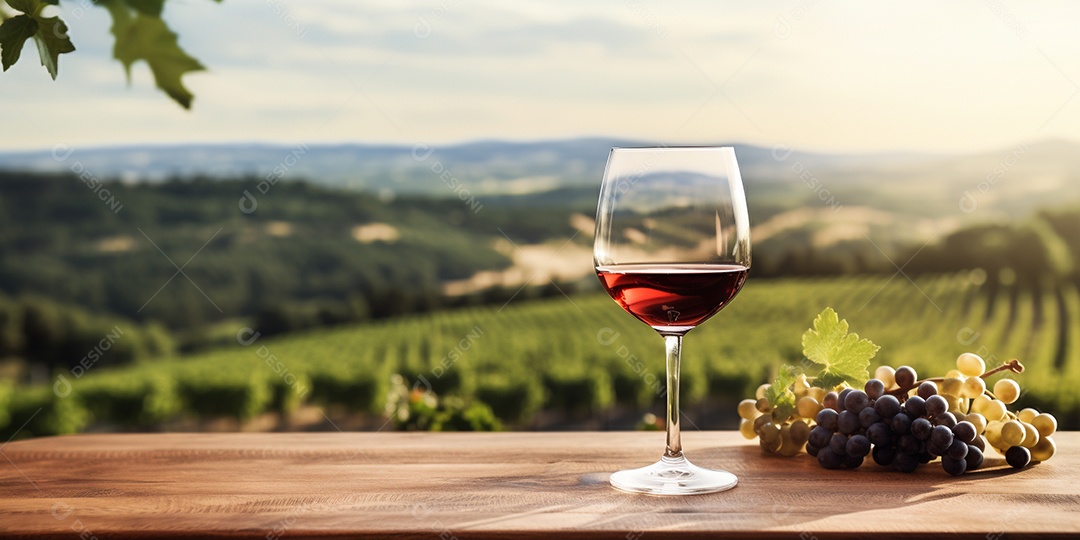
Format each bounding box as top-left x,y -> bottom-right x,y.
663,334 -> 683,459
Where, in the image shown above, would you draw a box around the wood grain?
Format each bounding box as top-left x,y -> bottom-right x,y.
0,432 -> 1077,539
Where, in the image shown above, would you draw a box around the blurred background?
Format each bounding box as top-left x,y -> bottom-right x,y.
1,1 -> 1079,438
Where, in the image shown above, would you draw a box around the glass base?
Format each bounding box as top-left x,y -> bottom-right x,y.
609,454 -> 737,495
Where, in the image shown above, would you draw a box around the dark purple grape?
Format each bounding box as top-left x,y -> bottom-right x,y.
899,434 -> 921,455
925,395 -> 948,417
934,412 -> 958,428
864,379 -> 885,400
837,389 -> 853,412
838,411 -> 860,435
917,381 -> 938,399
952,421 -> 977,444
822,391 -> 839,411
891,412 -> 912,434
809,426 -> 832,448
806,443 -> 820,457
846,434 -> 871,458
930,425 -> 954,449
917,451 -> 932,464
845,390 -> 869,413
872,445 -> 895,467
965,445 -> 984,470
1006,446 -> 1031,469
971,434 -> 986,452
942,455 -> 967,476
893,451 -> 919,473
866,422 -> 893,446
910,417 -> 933,440
946,439 -> 969,461
829,433 -> 848,455
904,396 -> 926,418
875,395 -> 901,418
927,441 -> 945,457
818,448 -> 843,469
842,453 -> 864,469
858,407 -> 881,429
816,408 -> 839,431
894,366 -> 917,390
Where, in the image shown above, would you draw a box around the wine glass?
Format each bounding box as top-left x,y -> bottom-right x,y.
594,146 -> 751,495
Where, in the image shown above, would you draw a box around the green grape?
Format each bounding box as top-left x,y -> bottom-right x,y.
985,420 -> 1004,446
759,422 -> 782,453
758,422 -> 781,443
793,374 -> 810,399
753,414 -> 771,431
739,418 -> 757,440
796,396 -> 822,419
946,395 -> 963,414
778,424 -> 801,456
967,412 -> 987,434
983,399 -> 1007,422
993,378 -> 1021,404
1020,422 -> 1039,448
970,395 -> 990,415
1000,420 -> 1025,447
957,352 -> 985,377
789,419 -> 811,445
738,399 -> 759,420
940,377 -> 963,397
807,386 -> 827,402
1017,408 -> 1039,423
960,376 -> 986,399
755,383 -> 771,400
1032,413 -> 1057,438
1031,436 -> 1056,461
874,365 -> 896,389
945,369 -> 965,379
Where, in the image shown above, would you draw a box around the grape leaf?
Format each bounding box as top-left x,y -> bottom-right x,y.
7,0 -> 39,14
32,15 -> 74,79
0,15 -> 36,71
766,364 -> 798,422
105,1 -> 204,109
801,307 -> 879,388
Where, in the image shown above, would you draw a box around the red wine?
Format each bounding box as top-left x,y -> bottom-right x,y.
596,264 -> 748,331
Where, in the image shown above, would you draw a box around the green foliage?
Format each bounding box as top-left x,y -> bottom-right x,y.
4,273 -> 1080,438
103,0 -> 202,108
0,173 -> 515,351
766,365 -> 797,422
385,375 -> 501,432
0,0 -> 75,79
801,307 -> 879,388
0,0 -> 217,108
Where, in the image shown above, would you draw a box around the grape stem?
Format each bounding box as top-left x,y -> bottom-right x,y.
884,359 -> 1024,398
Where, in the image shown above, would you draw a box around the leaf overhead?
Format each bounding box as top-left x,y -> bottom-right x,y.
6,0 -> 40,14
0,15 -> 37,71
32,15 -> 75,79
105,0 -> 204,109
801,307 -> 879,387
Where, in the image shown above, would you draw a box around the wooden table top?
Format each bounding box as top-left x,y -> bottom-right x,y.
0,431 -> 1077,539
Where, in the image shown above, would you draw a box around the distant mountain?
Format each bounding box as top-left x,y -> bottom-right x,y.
1,137 -> 1078,221
0,138 -> 841,195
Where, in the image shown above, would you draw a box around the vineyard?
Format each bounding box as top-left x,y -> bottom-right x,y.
2,273 -> 1078,438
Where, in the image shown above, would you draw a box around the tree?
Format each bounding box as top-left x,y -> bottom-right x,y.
0,0 -> 217,108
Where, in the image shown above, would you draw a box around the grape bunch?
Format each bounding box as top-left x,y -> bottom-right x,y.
740,352 -> 1060,474
737,373 -> 825,457
807,366 -> 984,474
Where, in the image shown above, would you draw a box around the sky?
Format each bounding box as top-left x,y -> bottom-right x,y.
2,1 -> 1080,153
